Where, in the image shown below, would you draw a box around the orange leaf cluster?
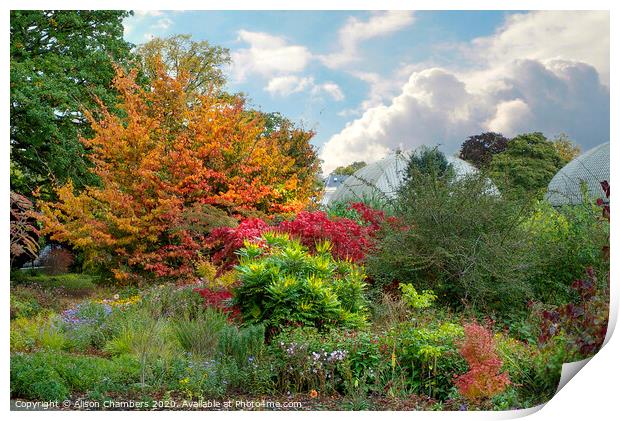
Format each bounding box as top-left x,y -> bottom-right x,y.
38,61 -> 317,282
454,323 -> 510,403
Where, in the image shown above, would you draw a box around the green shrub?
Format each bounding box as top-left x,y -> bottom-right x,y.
10,294 -> 41,319
383,320 -> 466,400
367,173 -> 533,316
11,354 -> 69,401
399,283 -> 436,310
234,232 -> 368,331
524,200 -> 609,304
10,352 -> 141,401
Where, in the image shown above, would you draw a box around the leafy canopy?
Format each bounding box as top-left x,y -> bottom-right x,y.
459,132 -> 509,169
488,132 -> 566,199
552,133 -> 581,163
136,34 -> 231,97
10,10 -> 134,198
37,61 -> 318,282
404,146 -> 455,183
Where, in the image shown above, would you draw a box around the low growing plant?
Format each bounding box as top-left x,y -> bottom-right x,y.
233,232 -> 368,332
454,323 -> 510,403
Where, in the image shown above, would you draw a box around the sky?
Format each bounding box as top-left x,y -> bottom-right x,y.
123,10 -> 610,175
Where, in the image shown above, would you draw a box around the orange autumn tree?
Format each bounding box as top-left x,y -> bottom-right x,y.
38,62 -> 318,282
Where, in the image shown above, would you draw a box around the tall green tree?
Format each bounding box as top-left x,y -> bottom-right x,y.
10,10 -> 133,198
488,132 -> 565,199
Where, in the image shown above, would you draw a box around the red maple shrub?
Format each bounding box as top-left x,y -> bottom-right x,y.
454,322 -> 510,402
347,202 -> 395,231
206,202 -> 391,270
278,210 -> 374,262
194,286 -> 241,320
207,218 -> 271,271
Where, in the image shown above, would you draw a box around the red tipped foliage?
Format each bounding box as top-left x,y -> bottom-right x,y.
454,323 -> 510,402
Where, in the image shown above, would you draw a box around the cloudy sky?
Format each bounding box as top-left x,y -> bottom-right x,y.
123,10 -> 610,175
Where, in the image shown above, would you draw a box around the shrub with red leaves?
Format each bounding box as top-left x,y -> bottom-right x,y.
278,210 -> 375,262
539,267 -> 609,357
194,286 -> 241,320
207,218 -> 270,270
206,203 -> 392,269
454,323 -> 510,402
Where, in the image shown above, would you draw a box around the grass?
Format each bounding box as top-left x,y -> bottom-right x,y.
10,272 -> 115,320
11,272 -> 99,290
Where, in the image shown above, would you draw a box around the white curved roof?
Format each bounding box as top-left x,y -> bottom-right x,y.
327,151 -> 480,204
546,142 -> 610,206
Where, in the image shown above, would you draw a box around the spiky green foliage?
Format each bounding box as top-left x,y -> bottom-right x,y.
234,232 -> 368,331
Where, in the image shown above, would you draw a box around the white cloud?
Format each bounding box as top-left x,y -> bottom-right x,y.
314,82 -> 345,101
153,17 -> 173,30
320,11 -> 609,175
123,11 -> 174,41
321,60 -> 609,175
320,11 -> 415,68
466,11 -> 610,86
231,30 -> 312,82
265,76 -> 345,102
133,10 -> 163,17
484,99 -> 532,135
265,76 -> 314,96
338,64 -> 427,117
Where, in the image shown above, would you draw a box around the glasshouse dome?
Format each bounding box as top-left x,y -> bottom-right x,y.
546,142 -> 610,206
327,151 -> 481,204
